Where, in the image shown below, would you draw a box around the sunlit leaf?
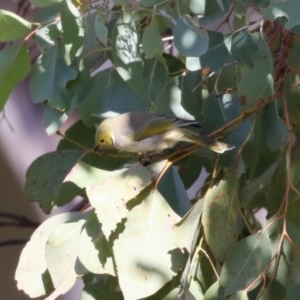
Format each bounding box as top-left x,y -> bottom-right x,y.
0,10 -> 32,42
15,213 -> 79,298
86,162 -> 152,239
113,187 -> 182,299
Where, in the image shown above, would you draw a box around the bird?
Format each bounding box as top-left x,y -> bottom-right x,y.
95,112 -> 234,154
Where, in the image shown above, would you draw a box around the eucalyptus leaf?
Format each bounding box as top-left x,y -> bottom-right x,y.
0,43 -> 31,111
219,230 -> 272,296
202,172 -> 240,263
15,213 -> 79,298
113,187 -> 182,300
174,15 -> 209,57
0,10 -> 32,42
86,162 -> 152,239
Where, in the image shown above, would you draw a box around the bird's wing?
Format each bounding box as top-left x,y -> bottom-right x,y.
133,113 -> 200,141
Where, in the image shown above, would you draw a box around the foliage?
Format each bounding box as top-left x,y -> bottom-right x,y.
0,0 -> 299,299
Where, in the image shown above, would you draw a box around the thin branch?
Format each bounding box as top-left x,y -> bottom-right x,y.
0,212 -> 40,228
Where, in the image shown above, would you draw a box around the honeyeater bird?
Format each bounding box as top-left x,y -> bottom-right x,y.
95,112 -> 234,153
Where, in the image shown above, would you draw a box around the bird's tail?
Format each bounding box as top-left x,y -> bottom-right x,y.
186,130 -> 235,153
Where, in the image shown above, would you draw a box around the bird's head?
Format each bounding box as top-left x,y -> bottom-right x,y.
94,124 -> 115,151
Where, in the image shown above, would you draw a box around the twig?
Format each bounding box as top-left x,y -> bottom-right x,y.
0,212 -> 40,228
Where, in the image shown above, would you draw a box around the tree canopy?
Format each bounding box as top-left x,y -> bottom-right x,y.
1,0 -> 300,299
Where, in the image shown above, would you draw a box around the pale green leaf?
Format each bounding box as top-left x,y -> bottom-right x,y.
15,213 -> 79,298
86,162 -> 152,239
113,187 -> 181,299
78,211 -> 115,276
45,214 -> 88,300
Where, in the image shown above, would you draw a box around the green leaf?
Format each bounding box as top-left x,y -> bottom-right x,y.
143,57 -> 172,111
238,36 -> 274,109
29,43 -> 77,111
30,0 -> 62,7
0,43 -> 31,111
78,211 -> 115,276
263,101 -> 288,151
60,0 -> 85,64
45,214 -> 88,300
86,162 -> 152,239
25,150 -> 85,213
80,277 -> 123,300
34,3 -> 60,23
197,0 -> 230,26
286,252 -> 300,299
174,15 -> 209,57
261,0 -> 300,30
57,120 -> 96,150
189,0 -> 205,14
231,31 -> 260,68
111,17 -> 146,97
219,230 -> 272,296
78,69 -> 146,127
15,213 -> 79,298
172,198 -> 203,251
142,23 -> 164,59
265,156 -> 287,216
43,102 -> 76,135
178,155 -> 205,190
202,172 -> 240,263
241,158 -> 282,209
157,166 -> 192,216
94,17 -> 108,45
81,12 -> 108,71
186,31 -> 229,72
204,281 -> 225,300
137,0 -> 166,5
0,10 -> 32,42
160,53 -> 186,77
113,187 -> 182,299
201,92 -> 253,168
284,73 -> 300,126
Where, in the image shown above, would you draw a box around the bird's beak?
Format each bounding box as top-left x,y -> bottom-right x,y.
94,145 -> 100,152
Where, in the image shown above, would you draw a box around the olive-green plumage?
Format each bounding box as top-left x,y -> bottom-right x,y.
95,112 -> 234,153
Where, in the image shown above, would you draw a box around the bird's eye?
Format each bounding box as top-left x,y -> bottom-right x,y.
100,139 -> 105,143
